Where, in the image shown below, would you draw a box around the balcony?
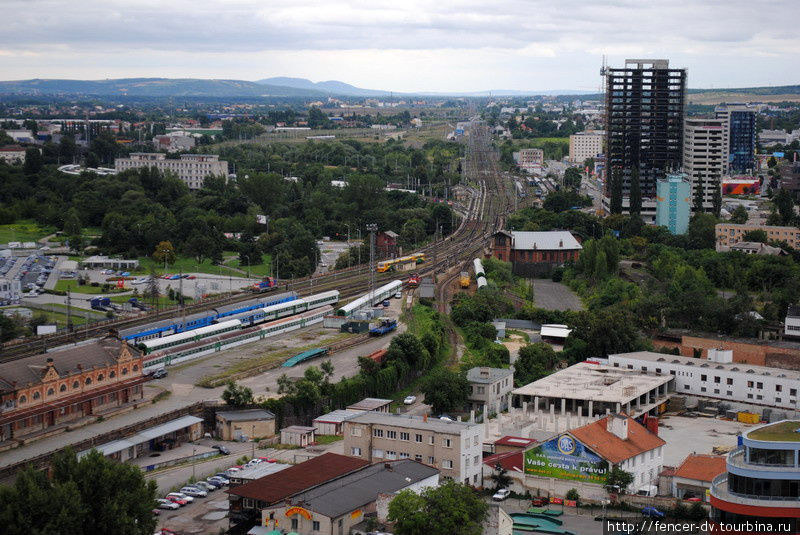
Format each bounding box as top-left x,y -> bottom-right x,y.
728,447 -> 799,472
711,474 -> 800,508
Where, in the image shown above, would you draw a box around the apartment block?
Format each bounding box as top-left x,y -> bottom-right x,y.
568,131 -> 604,164
605,59 -> 687,207
715,223 -> 800,249
114,152 -> 228,190
512,148 -> 544,174
342,412 -> 484,485
655,173 -> 691,235
683,118 -> 726,211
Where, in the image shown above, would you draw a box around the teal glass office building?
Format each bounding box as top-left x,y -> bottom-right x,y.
656,174 -> 691,235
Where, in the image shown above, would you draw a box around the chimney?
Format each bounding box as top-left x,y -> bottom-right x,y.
606,414 -> 629,440
423,414 -> 428,423
559,239 -> 563,248
46,358 -> 54,367
384,462 -> 393,471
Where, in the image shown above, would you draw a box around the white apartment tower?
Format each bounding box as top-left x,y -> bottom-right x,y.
682,118 -> 726,212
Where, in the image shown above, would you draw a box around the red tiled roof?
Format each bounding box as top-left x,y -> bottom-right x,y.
494,436 -> 536,448
660,466 -> 677,477
483,451 -> 524,472
569,414 -> 666,464
673,454 -> 727,483
227,453 -> 369,502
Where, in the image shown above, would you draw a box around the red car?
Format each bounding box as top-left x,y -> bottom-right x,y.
531,496 -> 549,507
166,496 -> 188,507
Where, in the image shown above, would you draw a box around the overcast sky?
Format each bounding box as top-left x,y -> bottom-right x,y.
2,0 -> 798,92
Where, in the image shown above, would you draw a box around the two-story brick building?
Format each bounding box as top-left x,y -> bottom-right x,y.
491,230 -> 582,277
0,334 -> 146,443
343,412 -> 484,485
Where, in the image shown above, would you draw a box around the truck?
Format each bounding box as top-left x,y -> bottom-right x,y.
128,297 -> 148,311
250,277 -> 277,293
370,319 -> 397,336
90,296 -> 111,311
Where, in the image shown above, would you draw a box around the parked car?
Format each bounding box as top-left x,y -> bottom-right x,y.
211,445 -> 230,455
403,395 -> 417,405
492,488 -> 511,501
394,290 -> 402,298
151,368 -> 168,379
642,506 -> 665,519
165,495 -> 189,506
156,499 -> 179,510
192,481 -> 216,492
382,299 -> 391,307
166,492 -> 194,503
209,475 -> 229,486
205,478 -> 225,489
438,415 -> 454,421
180,486 -> 207,497
225,467 -> 242,477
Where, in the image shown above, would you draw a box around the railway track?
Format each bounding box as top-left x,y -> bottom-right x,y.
0,120 -> 515,362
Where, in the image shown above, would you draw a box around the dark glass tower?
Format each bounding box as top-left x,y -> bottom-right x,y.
605,59 -> 687,203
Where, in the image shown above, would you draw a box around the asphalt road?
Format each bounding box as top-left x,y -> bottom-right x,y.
532,279 -> 583,311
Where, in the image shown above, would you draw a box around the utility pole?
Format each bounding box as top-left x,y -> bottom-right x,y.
367,223 -> 377,306
66,289 -> 71,332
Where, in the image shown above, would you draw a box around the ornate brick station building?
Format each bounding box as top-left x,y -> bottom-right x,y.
0,334 -> 147,443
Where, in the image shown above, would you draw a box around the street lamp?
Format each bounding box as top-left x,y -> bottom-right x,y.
251,425 -> 256,459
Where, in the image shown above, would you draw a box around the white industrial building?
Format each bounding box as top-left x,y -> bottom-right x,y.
114,153 -> 228,190
785,305 -> 800,339
607,350 -> 800,410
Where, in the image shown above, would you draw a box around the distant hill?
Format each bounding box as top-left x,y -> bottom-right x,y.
0,77 -> 798,101
0,78 -> 329,98
256,77 -> 391,97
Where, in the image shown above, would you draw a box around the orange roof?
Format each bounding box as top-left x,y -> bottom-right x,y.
569,414 -> 666,464
673,454 -> 727,483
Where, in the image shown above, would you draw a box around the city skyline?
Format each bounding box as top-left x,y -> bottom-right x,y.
1,0 -> 798,93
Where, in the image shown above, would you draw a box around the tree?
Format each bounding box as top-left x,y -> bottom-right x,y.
609,168 -> 623,214
388,479 -> 488,535
729,205 -> 749,224
152,240 -> 176,268
773,188 -> 794,225
63,208 -> 83,236
515,343 -> 557,386
687,213 -> 717,249
629,167 -> 641,215
743,229 -> 768,243
565,488 -> 580,502
419,368 -> 470,415
489,463 -> 512,491
605,466 -> 634,493
0,447 -> 157,535
23,148 -> 43,174
692,175 -> 704,213
711,178 -> 722,217
563,167 -> 582,189
221,380 -> 254,407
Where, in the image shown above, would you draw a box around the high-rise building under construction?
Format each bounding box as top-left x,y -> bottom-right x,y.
604,59 -> 687,215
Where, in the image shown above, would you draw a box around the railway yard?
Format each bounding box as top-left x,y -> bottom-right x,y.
0,119 -> 527,476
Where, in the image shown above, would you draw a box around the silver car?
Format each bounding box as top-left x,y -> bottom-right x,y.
180,486 -> 207,498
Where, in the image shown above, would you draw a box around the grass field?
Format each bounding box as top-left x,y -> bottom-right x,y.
3,307 -> 89,328
136,256 -> 249,278
54,280 -> 127,294
226,253 -> 272,278
0,220 -> 55,244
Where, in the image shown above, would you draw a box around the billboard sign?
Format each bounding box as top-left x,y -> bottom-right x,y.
36,324 -> 57,336
524,434 -> 609,483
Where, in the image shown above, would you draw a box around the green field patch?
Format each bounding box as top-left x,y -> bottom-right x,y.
0,219 -> 55,244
